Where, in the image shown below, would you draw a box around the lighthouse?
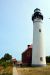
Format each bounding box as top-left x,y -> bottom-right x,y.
32,8 -> 46,66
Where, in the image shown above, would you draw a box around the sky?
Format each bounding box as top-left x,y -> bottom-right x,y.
0,0 -> 50,60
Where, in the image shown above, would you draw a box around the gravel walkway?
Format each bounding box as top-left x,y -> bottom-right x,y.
13,67 -> 19,75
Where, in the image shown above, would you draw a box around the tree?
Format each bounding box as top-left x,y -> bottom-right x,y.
0,53 -> 12,67
4,53 -> 12,61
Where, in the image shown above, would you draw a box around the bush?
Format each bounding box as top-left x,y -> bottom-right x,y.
2,62 -> 8,68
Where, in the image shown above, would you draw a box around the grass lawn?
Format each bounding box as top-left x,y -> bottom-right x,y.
17,65 -> 50,75
0,66 -> 12,75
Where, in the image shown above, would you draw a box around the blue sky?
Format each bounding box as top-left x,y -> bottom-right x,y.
0,0 -> 50,60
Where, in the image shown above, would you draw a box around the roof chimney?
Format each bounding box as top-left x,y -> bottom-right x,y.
27,45 -> 30,48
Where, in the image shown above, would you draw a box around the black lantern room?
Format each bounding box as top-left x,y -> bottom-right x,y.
32,8 -> 43,21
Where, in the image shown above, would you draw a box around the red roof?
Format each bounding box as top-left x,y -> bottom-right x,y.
22,44 -> 32,54
12,58 -> 17,62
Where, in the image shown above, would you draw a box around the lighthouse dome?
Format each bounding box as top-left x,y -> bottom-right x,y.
32,8 -> 43,21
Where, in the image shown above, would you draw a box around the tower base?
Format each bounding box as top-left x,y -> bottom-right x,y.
32,64 -> 46,67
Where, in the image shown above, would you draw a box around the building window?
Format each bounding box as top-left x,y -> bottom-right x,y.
40,57 -> 43,61
39,29 -> 41,32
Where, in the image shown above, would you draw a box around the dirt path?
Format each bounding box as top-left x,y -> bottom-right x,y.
13,67 -> 19,75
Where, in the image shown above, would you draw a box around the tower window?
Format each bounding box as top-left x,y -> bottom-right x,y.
39,29 -> 41,32
40,57 -> 43,61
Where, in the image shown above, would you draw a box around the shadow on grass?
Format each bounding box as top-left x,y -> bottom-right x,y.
0,73 -> 12,75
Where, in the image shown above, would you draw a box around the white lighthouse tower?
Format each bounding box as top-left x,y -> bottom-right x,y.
32,8 -> 46,66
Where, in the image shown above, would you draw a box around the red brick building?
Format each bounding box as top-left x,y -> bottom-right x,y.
12,58 -> 17,65
22,45 -> 32,66
12,58 -> 22,66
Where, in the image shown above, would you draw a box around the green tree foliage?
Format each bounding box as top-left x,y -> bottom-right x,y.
0,53 -> 12,67
4,53 -> 12,61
